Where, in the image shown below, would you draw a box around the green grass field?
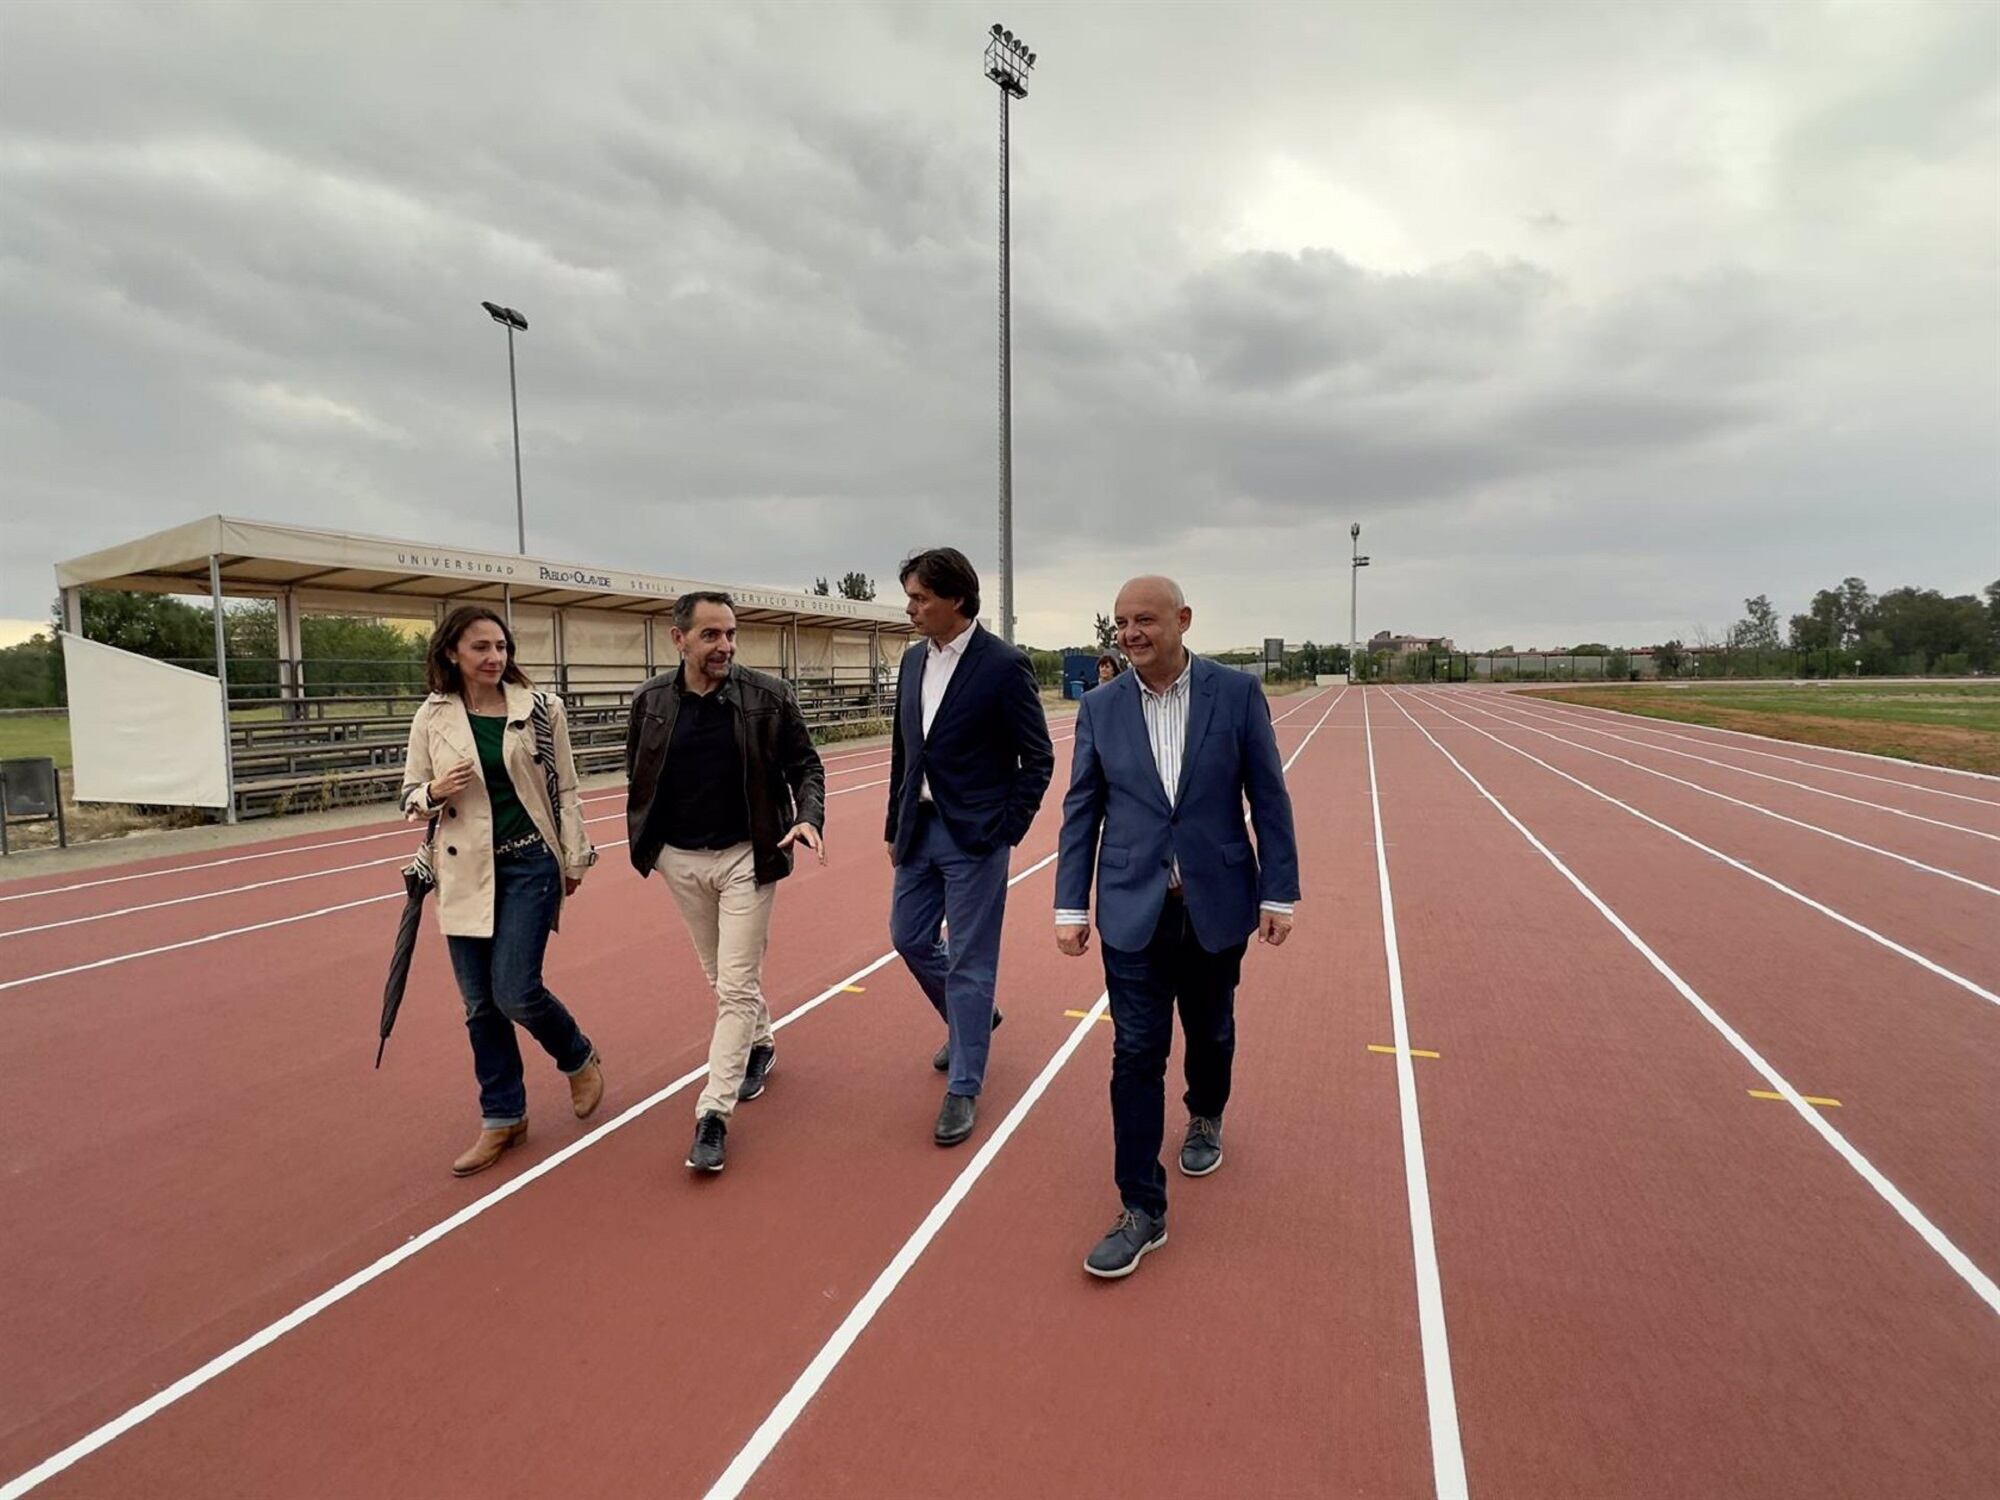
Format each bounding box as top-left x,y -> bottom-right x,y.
1521,681 -> 2000,773
0,714 -> 72,769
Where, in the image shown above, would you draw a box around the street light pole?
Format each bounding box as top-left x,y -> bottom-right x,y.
985,24 -> 1035,644
1349,522 -> 1370,682
481,301 -> 530,554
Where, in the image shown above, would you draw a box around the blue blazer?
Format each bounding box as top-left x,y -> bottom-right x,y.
1055,656 -> 1300,953
885,624 -> 1055,862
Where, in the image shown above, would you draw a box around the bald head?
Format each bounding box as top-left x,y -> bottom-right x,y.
1113,575 -> 1193,687
1118,575 -> 1186,612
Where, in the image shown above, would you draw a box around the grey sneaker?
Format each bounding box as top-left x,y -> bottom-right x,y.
1179,1116 -> 1223,1177
1084,1208 -> 1168,1279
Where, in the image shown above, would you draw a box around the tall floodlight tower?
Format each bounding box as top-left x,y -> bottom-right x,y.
984,23 -> 1036,643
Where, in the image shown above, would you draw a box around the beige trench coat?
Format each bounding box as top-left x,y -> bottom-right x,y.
397,681 -> 596,938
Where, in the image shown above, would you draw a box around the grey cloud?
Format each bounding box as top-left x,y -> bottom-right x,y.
1,0 -> 1993,650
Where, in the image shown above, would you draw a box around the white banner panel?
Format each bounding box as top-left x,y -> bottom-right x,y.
63,634 -> 229,808
510,606 -> 557,677
734,623 -> 783,670
561,607 -> 649,688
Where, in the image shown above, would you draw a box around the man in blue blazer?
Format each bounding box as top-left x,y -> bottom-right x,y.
886,547 -> 1055,1147
1055,575 -> 1300,1278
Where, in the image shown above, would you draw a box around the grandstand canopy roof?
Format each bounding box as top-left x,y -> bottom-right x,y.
55,515 -> 912,631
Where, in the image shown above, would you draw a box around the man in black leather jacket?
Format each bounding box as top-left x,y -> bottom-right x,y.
626,591 -> 826,1173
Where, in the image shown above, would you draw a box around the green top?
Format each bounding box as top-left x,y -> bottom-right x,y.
469,713 -> 539,845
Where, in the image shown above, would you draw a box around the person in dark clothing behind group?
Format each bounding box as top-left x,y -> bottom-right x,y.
626,591 -> 826,1174
885,547 -> 1055,1148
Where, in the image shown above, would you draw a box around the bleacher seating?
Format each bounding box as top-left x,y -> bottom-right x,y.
228,676 -> 893,816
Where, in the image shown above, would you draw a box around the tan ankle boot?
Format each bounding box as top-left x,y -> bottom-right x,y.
451,1121 -> 527,1177
568,1051 -> 605,1120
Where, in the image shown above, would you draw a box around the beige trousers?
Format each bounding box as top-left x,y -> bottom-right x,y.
657,843 -> 778,1119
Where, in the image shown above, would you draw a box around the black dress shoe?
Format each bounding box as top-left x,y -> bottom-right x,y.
932,1008 -> 1003,1071
934,1091 -> 977,1146
686,1111 -> 727,1172
738,1042 -> 776,1101
1179,1116 -> 1223,1177
1084,1208 -> 1168,1279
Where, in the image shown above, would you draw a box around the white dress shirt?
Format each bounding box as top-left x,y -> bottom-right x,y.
1056,653 -> 1294,926
918,619 -> 977,803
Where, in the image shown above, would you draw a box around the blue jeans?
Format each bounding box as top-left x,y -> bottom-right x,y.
890,807 -> 1011,1097
1101,893 -> 1245,1218
446,846 -> 595,1128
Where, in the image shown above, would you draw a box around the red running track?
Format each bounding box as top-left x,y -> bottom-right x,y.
1,685 -> 1993,1499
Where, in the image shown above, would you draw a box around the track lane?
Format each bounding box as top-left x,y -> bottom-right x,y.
0,740 -> 1070,1478
706,694 -> 1455,1499
1392,688 -> 2000,1280
1367,686 -> 2000,1497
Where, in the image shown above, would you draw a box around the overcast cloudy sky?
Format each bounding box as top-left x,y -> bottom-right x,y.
2,0 -> 1994,652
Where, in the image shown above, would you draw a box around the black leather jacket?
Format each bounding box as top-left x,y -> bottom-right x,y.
625,664 -> 826,884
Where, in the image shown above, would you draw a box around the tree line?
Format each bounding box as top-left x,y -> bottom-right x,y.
0,592 -> 429,709
1716,577 -> 1999,676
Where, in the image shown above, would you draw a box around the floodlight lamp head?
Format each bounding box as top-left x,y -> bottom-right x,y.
991,22 -> 1003,34
1350,522 -> 1361,538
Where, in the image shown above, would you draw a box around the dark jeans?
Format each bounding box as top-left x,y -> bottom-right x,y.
890,806 -> 1011,1097
1101,893 -> 1246,1219
446,846 -> 595,1128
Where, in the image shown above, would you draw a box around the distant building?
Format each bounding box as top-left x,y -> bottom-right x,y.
1368,630 -> 1455,655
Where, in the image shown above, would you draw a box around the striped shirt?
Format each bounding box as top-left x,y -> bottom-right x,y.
1055,653 -> 1292,925
1139,653 -> 1195,814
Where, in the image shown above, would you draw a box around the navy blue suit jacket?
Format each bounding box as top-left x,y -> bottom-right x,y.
1055,656 -> 1300,953
885,624 -> 1055,863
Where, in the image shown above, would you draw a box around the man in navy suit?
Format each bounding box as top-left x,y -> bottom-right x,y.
1055,575 -> 1300,1278
886,547 -> 1055,1147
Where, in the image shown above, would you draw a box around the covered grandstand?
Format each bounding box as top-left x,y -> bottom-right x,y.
56,516 -> 912,819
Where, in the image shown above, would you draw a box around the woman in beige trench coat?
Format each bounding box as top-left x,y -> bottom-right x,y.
399,605 -> 605,1177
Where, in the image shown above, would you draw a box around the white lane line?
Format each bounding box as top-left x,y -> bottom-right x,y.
702,992 -> 1115,1500
0,789 -> 617,906
0,813 -> 628,941
1386,690 -> 2000,1318
0,839 -> 639,993
0,952 -> 877,1499
1501,692 -> 2000,803
1411,691 -> 2000,898
1362,690 -> 1469,1498
0,891 -> 407,995
0,733 -> 1077,943
1443,692 -> 2000,844
0,824 -> 444,905
1396,693 -> 2000,1008
0,746 -> 914,908
0,727 -> 1092,986
701,686 -> 1340,1499
0,843 -> 1067,1500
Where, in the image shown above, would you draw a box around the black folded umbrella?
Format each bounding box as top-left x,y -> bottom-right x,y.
376,820 -> 438,1068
